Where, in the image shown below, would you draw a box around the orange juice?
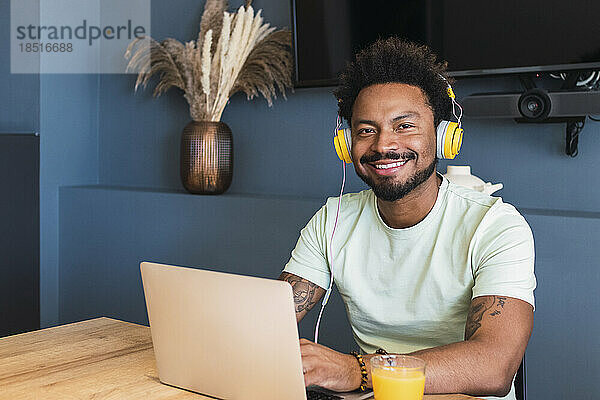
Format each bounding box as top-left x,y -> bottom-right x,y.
372,367 -> 425,400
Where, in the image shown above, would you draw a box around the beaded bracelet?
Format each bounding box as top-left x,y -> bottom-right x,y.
349,351 -> 368,392
375,348 -> 388,355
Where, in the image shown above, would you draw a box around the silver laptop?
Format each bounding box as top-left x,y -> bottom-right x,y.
140,261 -> 373,400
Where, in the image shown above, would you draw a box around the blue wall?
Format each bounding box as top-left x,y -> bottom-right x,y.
58,186 -> 355,351
2,0 -> 599,398
525,213 -> 600,399
0,0 -> 100,327
0,0 -> 39,134
39,74 -> 99,327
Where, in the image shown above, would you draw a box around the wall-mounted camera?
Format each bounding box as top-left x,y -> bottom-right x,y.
461,71 -> 600,156
462,89 -> 600,120
518,89 -> 552,121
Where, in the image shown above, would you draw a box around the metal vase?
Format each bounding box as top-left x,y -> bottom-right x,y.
180,121 -> 233,194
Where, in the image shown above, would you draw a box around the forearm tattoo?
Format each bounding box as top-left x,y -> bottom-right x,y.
465,296 -> 508,340
279,272 -> 322,313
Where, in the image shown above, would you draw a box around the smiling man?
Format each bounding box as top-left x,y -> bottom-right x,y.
279,37 -> 536,400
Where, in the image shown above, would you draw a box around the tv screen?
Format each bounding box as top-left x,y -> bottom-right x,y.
291,0 -> 600,86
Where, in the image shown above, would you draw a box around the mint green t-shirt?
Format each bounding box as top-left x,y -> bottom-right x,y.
283,176 -> 536,400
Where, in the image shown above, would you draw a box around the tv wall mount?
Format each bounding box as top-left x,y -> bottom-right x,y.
462,70 -> 600,157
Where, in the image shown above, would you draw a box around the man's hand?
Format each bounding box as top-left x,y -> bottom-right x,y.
300,338 -> 362,392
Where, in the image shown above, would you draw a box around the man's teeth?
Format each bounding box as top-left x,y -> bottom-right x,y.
374,160 -> 408,169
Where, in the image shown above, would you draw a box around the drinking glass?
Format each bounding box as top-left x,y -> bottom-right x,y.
370,354 -> 426,400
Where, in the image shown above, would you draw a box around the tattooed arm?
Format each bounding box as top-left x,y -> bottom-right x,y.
401,295 -> 533,397
279,272 -> 326,323
287,294 -> 532,394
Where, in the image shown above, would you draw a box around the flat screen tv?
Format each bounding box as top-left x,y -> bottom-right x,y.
291,0 -> 600,87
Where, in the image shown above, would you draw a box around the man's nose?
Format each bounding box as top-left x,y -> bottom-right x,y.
371,127 -> 399,155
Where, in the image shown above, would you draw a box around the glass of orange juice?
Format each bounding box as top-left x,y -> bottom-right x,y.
371,355 -> 426,400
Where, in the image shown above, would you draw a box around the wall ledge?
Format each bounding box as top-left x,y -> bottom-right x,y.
59,184 -> 326,203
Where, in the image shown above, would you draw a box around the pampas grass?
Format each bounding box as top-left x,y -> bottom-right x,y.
125,0 -> 292,122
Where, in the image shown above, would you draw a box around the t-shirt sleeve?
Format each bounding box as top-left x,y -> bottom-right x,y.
282,205 -> 331,289
471,202 -> 537,309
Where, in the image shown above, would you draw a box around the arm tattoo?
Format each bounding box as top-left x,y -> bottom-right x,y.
465,296 -> 509,340
279,272 -> 323,314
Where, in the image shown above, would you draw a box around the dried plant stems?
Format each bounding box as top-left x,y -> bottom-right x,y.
211,6 -> 275,120
125,1 -> 292,122
201,30 -> 213,113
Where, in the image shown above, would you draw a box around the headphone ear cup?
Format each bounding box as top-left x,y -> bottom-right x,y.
334,128 -> 353,163
436,121 -> 448,159
436,121 -> 463,159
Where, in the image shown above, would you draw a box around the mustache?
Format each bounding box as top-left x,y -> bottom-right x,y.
360,151 -> 416,164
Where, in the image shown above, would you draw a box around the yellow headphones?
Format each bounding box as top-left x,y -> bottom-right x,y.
334,79 -> 464,163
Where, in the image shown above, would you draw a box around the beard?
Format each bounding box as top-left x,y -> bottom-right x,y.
356,152 -> 438,202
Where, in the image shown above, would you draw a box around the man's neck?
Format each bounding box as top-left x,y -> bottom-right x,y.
376,172 -> 442,229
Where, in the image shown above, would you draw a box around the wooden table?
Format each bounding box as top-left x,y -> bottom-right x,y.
0,318 -> 480,399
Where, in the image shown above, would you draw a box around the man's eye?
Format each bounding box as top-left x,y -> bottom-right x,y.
396,123 -> 414,131
358,128 -> 375,135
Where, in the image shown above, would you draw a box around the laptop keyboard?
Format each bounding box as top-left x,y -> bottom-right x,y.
306,389 -> 343,400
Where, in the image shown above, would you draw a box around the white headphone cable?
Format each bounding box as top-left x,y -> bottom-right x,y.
314,157 -> 346,344
453,98 -> 464,129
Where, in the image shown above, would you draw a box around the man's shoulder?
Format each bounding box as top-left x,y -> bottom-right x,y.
444,180 -> 500,210
443,180 -> 530,233
324,189 -> 373,211
307,189 -> 375,231
444,181 -> 523,217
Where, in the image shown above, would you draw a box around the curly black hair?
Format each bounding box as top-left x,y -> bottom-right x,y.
334,37 -> 454,127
